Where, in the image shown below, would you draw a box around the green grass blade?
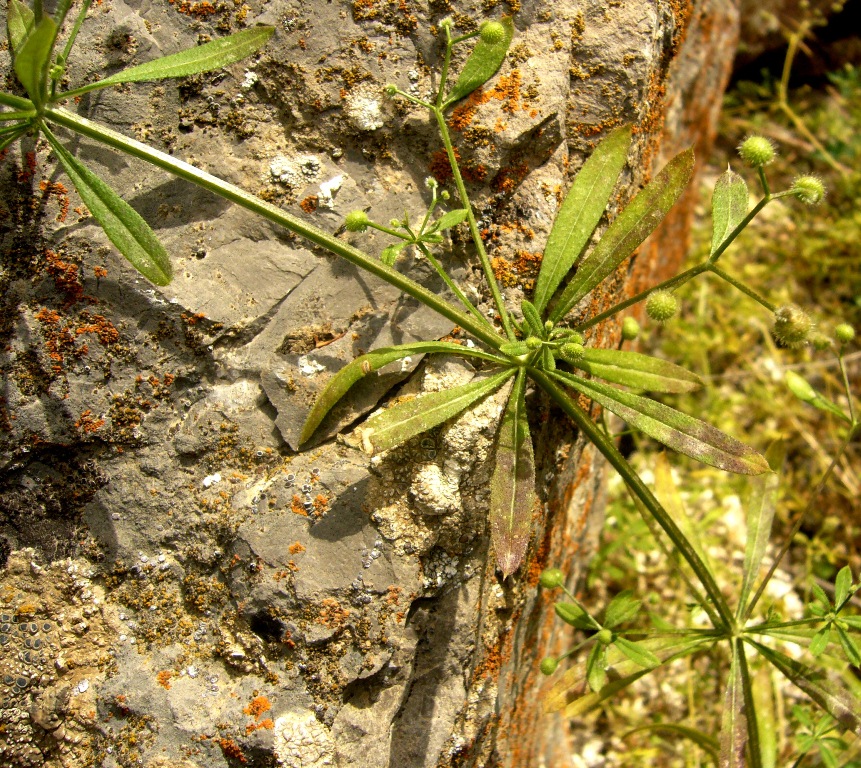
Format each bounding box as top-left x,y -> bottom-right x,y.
299,341 -> 505,445
358,368 -> 513,455
13,14 -> 55,107
43,129 -> 172,285
533,125 -> 631,314
739,445 -> 782,617
577,348 -> 704,393
749,639 -> 861,735
550,147 -> 695,323
7,0 -> 35,54
444,17 -> 514,106
711,169 -> 748,256
719,643 -> 748,768
550,370 -> 770,475
489,368 -> 535,577
61,27 -> 274,99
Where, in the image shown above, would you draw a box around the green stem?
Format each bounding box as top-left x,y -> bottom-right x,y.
0,110 -> 37,121
837,352 -> 857,427
577,263 -> 710,331
530,368 -> 735,630
708,196 -> 771,265
432,106 -> 515,340
707,264 -> 776,312
415,241 -> 493,329
44,106 -> 505,350
737,640 -> 763,768
59,0 -> 92,66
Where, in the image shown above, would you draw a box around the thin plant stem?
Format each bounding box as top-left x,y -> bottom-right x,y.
43,106 -> 507,351
530,368 -> 736,630
59,0 -> 93,66
0,110 -> 37,121
708,264 -> 776,312
432,106 -> 515,340
837,352 -> 857,427
738,640 -> 764,768
415,241 -> 492,329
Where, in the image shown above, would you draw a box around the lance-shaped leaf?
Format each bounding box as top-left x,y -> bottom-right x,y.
719,643 -> 748,768
358,368 -> 513,455
13,14 -> 56,108
550,370 -> 770,475
490,368 -> 535,577
577,348 -> 703,393
431,208 -> 469,232
749,639 -> 861,735
533,126 -> 632,314
614,637 -> 660,669
299,341 -> 504,445
555,602 -> 598,630
711,169 -> 748,256
603,590 -> 641,629
550,148 -> 695,323
586,643 -> 608,692
545,635 -> 713,715
739,443 -> 782,616
62,27 -> 275,98
834,565 -> 854,609
44,130 -> 172,285
444,17 -> 514,106
7,0 -> 35,54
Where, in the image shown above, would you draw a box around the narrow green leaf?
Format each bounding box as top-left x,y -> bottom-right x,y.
577,348 -> 704,393
719,644 -> 748,768
533,126 -> 632,314
545,635 -> 713,716
7,0 -> 35,53
432,208 -> 469,231
550,147 -> 695,322
549,370 -> 770,475
62,27 -> 275,98
603,590 -> 641,629
13,15 -> 56,107
836,627 -> 861,667
786,372 -> 852,423
444,17 -> 514,106
753,664 -> 778,768
500,341 -> 531,357
614,637 -> 660,668
739,452 -> 780,614
542,345 -> 555,371
812,583 -> 832,610
358,368 -> 513,455
586,643 -> 607,692
711,169 -> 748,256
380,242 -> 405,266
490,369 -> 535,576
44,130 -> 172,285
841,616 -> 861,630
521,299 -> 545,337
750,639 -> 861,735
835,566 -> 852,608
299,341 -> 505,445
624,723 -> 719,763
810,626 -> 831,657
554,602 -> 596,630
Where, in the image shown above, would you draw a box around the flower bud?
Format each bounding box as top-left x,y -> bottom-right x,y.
559,342 -> 585,364
621,317 -> 640,341
790,175 -> 825,205
539,657 -> 559,675
646,290 -> 679,323
479,20 -> 506,45
424,176 -> 438,190
539,568 -> 564,589
785,370 -> 816,403
834,323 -> 855,344
772,304 -> 812,347
439,16 -> 454,31
596,629 -> 614,646
738,135 -> 776,167
525,336 -> 543,350
440,190 -> 451,201
345,210 -> 369,232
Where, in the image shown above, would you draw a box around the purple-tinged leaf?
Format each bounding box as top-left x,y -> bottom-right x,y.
490,369 -> 535,577
359,368 -> 513,455
550,370 -> 770,475
577,348 -> 703,393
299,341 -> 505,445
550,147 -> 695,323
533,126 -> 632,314
750,639 -> 861,735
719,646 -> 748,768
711,169 -> 748,256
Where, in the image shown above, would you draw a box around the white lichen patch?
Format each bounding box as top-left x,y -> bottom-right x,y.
317,175 -> 345,210
298,355 -> 326,377
410,463 -> 461,516
344,88 -> 386,131
274,710 -> 336,767
269,154 -> 323,188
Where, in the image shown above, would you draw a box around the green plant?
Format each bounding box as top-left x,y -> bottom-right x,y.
4,4 -> 860,765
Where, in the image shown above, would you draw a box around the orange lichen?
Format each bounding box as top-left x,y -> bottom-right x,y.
156,670 -> 175,689
316,597 -> 350,628
288,541 -> 305,555
75,410 -> 105,434
243,695 -> 271,719
216,737 -> 246,763
290,494 -> 307,516
299,195 -> 319,213
168,0 -> 217,17
39,179 -> 70,222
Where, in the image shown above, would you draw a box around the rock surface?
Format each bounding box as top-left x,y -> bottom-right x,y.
0,1 -> 739,766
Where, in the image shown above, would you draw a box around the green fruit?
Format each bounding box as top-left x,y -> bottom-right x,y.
345,210 -> 369,232
646,290 -> 678,323
539,657 -> 559,675
539,568 -> 565,589
738,135 -> 776,167
791,175 -> 826,205
621,317 -> 640,341
773,304 -> 812,347
834,323 -> 855,344
596,629 -> 613,645
479,21 -> 506,44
